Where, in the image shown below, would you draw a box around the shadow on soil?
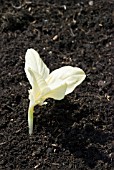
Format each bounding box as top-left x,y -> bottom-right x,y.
33,98 -> 111,168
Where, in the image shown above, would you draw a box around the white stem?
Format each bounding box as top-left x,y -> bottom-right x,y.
28,105 -> 34,135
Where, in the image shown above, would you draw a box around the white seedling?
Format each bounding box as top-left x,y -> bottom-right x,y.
25,48 -> 86,135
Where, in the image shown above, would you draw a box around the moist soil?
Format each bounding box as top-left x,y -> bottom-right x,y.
0,0 -> 114,169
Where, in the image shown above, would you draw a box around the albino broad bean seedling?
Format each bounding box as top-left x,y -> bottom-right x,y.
25,48 -> 86,135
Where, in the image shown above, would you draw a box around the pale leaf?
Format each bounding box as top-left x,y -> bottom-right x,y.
46,66 -> 86,95
25,48 -> 49,88
43,82 -> 67,100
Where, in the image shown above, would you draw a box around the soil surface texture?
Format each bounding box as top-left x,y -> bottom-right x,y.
0,0 -> 114,169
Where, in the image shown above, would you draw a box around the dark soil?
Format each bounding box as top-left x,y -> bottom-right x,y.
0,0 -> 114,169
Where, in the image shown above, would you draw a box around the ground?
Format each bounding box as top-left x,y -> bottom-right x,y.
0,0 -> 114,169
